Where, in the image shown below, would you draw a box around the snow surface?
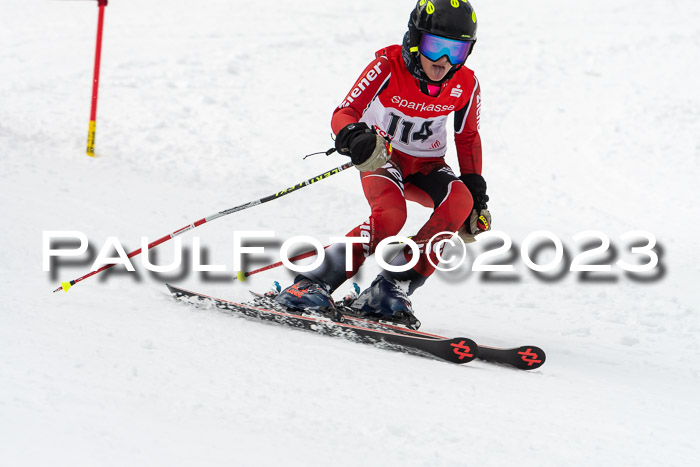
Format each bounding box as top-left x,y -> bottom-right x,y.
1,0 -> 699,465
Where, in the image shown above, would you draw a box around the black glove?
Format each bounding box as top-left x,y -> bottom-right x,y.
335,123 -> 390,171
458,173 -> 491,243
460,173 -> 489,211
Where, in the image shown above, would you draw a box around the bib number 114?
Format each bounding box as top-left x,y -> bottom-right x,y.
387,113 -> 434,144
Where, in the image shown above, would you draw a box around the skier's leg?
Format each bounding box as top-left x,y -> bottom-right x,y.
382,162 -> 473,294
348,159 -> 467,325
350,162 -> 471,324
404,182 -> 434,209
275,161 -> 407,310
303,160 -> 408,290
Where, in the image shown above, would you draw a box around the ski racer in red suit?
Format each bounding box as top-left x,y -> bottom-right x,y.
275,0 -> 491,327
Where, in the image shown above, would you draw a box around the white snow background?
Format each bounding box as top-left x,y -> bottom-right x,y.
1,0 -> 699,465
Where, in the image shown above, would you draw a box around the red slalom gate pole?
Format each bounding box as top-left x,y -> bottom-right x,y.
86,0 -> 108,157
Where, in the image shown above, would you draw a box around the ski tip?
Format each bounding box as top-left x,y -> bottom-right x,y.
236,271 -> 247,282
514,346 -> 546,370
165,283 -> 190,299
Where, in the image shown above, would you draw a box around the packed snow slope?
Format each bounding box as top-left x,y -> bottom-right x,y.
1,0 -> 699,465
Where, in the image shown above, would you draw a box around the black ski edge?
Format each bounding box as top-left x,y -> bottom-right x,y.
250,290 -> 547,371
166,284 -> 477,365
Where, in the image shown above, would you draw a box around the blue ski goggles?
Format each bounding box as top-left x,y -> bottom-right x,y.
419,33 -> 474,65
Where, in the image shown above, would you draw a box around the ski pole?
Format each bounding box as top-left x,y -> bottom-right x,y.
86,0 -> 108,157
235,238 -> 410,281
53,161 -> 353,293
235,246 -> 327,281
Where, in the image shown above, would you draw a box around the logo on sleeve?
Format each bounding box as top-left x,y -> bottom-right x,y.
475,94 -> 481,130
340,61 -> 385,108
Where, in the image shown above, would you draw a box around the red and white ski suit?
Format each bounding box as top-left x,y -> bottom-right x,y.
318,44 -> 483,291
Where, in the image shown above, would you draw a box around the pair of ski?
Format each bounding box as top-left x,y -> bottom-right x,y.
166,284 -> 546,370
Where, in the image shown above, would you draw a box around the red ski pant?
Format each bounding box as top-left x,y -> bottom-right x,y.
344,151 -> 473,286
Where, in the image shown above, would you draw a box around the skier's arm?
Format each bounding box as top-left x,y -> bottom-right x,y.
454,77 -> 490,242
454,78 -> 482,175
332,56 -> 392,171
331,56 -> 391,134
332,107 -> 362,134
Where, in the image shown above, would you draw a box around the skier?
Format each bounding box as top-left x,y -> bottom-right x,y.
275,0 -> 491,326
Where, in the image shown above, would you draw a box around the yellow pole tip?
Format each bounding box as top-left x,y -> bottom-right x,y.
236,271 -> 247,282
61,282 -> 73,292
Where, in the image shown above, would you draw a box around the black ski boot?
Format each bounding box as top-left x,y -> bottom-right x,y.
274,275 -> 339,317
350,276 -> 420,328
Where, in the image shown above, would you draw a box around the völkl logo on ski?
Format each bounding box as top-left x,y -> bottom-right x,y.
518,348 -> 543,367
